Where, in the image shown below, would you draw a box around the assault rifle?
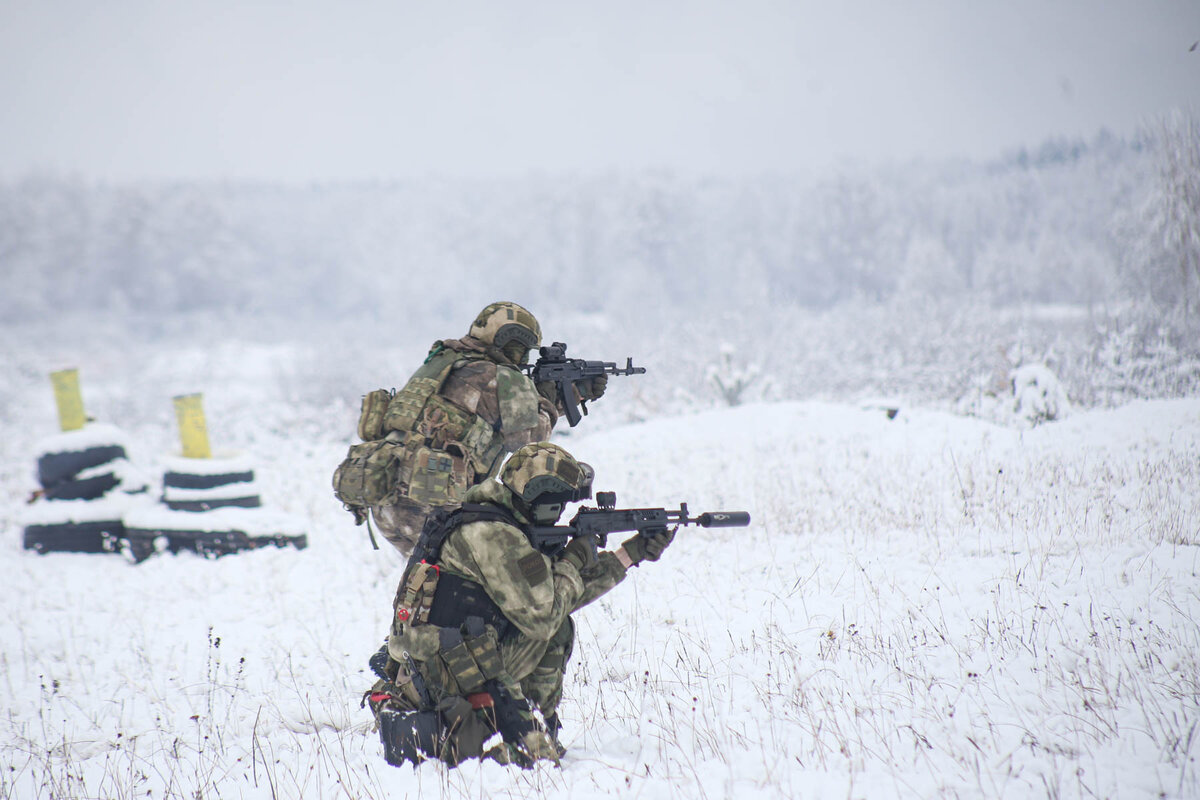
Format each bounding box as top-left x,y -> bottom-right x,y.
521,341 -> 646,426
528,491 -> 751,555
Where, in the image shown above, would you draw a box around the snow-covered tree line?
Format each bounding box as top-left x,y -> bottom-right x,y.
2,118 -> 1197,418
3,125 -> 1192,325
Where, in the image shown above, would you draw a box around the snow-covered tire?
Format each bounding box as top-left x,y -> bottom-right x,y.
163,470 -> 255,490
37,445 -> 126,488
43,472 -> 120,501
164,496 -> 263,512
116,533 -> 159,564
23,520 -> 125,555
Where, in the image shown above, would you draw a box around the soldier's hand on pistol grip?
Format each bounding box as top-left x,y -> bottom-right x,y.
559,534 -> 598,571
619,528 -> 675,567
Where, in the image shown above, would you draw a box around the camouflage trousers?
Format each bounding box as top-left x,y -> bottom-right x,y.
516,616 -> 575,719
371,498 -> 432,557
411,616 -> 576,719
372,617 -> 576,766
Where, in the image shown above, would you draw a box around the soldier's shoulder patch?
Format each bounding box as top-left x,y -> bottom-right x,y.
516,551 -> 549,585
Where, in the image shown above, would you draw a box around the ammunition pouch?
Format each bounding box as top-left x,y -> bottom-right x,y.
357,389 -> 395,441
434,619 -> 508,694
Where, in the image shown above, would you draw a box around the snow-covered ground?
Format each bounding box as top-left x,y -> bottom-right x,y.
1,377 -> 1197,798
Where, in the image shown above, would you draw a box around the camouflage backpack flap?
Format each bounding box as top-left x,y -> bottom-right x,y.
396,443 -> 471,508
358,389 -> 395,441
496,365 -> 541,433
332,433 -> 409,509
384,345 -> 462,435
416,397 -> 507,480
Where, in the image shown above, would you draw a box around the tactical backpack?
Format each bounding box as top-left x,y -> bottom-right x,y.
332,344 -> 513,534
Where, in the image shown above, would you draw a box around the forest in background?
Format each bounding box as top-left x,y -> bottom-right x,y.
1,114 -> 1197,421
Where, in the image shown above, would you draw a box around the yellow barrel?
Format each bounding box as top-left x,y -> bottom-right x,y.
50,369 -> 87,432
173,394 -> 212,458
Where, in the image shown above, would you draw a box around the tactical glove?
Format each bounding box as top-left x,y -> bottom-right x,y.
558,534 -> 598,572
618,528 -> 675,567
576,373 -> 608,402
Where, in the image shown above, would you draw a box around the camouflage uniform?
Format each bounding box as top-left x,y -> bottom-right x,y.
388,479 -> 626,715
371,303 -> 568,556
371,443 -> 667,767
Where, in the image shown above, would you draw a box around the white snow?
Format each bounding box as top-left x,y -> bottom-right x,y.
162,453 -> 257,476
34,422 -> 129,456
19,494 -> 147,526
2,395 -> 1197,799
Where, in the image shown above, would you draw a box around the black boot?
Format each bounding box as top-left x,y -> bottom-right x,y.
543,712 -> 567,758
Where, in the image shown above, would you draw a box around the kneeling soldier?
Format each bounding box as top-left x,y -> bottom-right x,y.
365,442 -> 674,767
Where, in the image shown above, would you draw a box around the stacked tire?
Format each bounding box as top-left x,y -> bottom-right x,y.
123,454 -> 306,560
22,424 -> 149,556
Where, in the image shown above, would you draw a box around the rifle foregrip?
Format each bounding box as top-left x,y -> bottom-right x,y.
696,511 -> 751,528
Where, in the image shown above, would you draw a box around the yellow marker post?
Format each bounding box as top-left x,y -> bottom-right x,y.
173,393 -> 212,458
50,369 -> 87,432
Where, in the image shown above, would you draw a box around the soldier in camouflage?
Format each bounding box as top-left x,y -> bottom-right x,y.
371,302 -> 607,556
367,442 -> 674,767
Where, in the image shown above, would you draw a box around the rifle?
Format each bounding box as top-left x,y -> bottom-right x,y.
528,491 -> 751,555
521,341 -> 646,427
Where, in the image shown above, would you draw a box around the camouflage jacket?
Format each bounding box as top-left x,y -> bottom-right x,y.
436,336 -> 558,452
388,479 -> 627,685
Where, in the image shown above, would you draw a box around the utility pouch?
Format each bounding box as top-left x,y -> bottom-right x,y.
332,434 -> 406,508
396,560 -> 441,627
401,445 -> 470,506
436,695 -> 493,765
358,389 -> 395,441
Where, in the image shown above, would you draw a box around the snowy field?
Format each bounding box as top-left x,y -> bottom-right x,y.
1,352 -> 1198,799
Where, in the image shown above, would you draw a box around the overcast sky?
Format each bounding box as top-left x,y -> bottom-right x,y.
1,0 -> 1197,182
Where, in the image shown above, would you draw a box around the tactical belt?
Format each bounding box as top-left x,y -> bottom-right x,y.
426,571 -> 513,640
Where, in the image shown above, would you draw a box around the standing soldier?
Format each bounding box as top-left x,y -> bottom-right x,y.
365,442 -> 675,767
333,302 -> 608,556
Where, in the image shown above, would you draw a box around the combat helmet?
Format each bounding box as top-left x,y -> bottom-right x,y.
469,302 -> 542,352
500,442 -> 593,524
